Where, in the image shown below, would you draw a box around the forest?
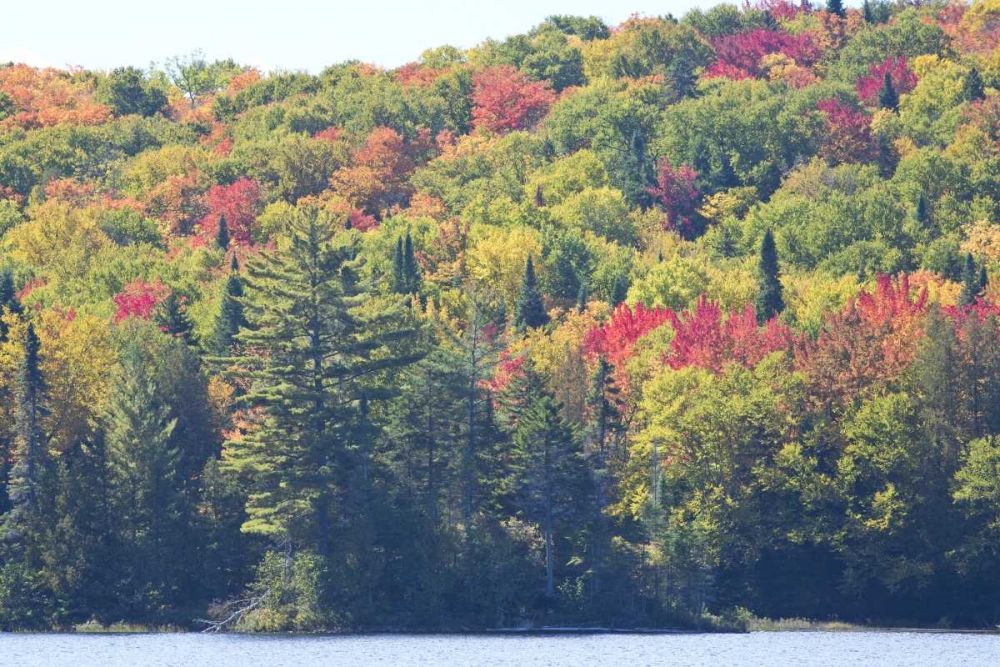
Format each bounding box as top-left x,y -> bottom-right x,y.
2,0 -> 1000,632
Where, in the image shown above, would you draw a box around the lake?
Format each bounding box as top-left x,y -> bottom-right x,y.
2,631 -> 998,666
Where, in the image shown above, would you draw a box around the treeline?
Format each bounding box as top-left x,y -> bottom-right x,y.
3,0 -> 1000,630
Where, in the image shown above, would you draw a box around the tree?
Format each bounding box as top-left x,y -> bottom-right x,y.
97,67 -> 168,118
963,67 -> 986,103
960,253 -> 982,307
878,72 -> 899,112
216,214 -> 231,251
514,255 -> 549,330
509,369 -> 587,599
2,324 -> 50,553
608,273 -> 629,309
211,257 -> 247,355
755,229 -> 785,324
226,208 -> 421,561
826,0 -> 845,18
471,66 -> 556,134
156,292 -> 197,346
0,268 -> 22,341
915,193 -> 929,226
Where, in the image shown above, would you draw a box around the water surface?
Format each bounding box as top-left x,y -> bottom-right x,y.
2,631 -> 997,666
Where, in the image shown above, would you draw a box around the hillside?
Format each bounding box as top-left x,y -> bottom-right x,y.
2,0 -> 1000,631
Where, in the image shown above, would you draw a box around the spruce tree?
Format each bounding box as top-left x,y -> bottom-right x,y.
403,227 -> 421,293
211,257 -> 247,355
963,67 -> 985,103
514,255 -> 548,330
878,72 -> 899,112
156,292 -> 197,346
215,214 -> 230,251
827,0 -> 845,18
862,0 -> 873,22
576,282 -> 589,313
392,237 -> 405,293
755,229 -> 785,324
960,253 -> 981,306
3,324 -> 50,548
915,193 -> 929,226
608,273 -> 629,310
979,264 -> 988,296
0,267 -> 22,341
228,209 -> 421,558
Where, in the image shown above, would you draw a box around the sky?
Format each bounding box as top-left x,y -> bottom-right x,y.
0,0 -> 709,73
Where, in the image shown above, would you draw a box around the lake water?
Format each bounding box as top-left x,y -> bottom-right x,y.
1,631 -> 998,666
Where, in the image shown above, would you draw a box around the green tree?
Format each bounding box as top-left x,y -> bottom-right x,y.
0,267 -> 22,341
963,67 -> 985,103
515,255 -> 549,330
156,292 -> 197,347
960,253 -> 982,307
211,258 -> 247,355
878,72 -> 899,112
608,272 -> 629,309
755,229 -> 785,324
827,0 -> 845,18
97,66 -> 168,118
216,214 -> 231,251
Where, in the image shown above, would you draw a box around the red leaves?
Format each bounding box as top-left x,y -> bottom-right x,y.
471,66 -> 556,134
585,302 -> 674,370
646,158 -> 701,238
666,298 -> 796,373
200,177 -> 263,247
816,98 -> 874,164
329,127 -> 426,217
856,57 -> 917,106
113,278 -> 170,323
706,28 -> 822,80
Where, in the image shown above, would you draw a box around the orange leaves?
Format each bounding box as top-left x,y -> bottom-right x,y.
0,65 -> 111,131
200,177 -> 263,247
328,127 -> 428,217
585,302 -> 673,371
471,66 -> 555,134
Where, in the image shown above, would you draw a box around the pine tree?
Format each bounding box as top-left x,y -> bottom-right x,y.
0,267 -> 22,341
878,72 -> 899,112
2,324 -> 50,549
608,273 -> 629,310
960,253 -> 981,307
915,193 -> 929,226
104,336 -> 191,616
211,258 -> 247,355
979,264 -> 988,296
827,0 -> 845,18
510,370 -> 587,600
215,214 -> 230,251
585,356 -> 621,598
392,237 -> 405,293
514,255 -> 548,330
963,67 -> 985,103
862,0 -> 873,22
403,227 -> 421,293
755,229 -> 785,324
156,292 -> 197,346
576,282 -> 589,314
227,209 -> 421,558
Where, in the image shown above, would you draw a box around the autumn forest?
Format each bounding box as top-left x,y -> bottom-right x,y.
2,0 -> 1000,632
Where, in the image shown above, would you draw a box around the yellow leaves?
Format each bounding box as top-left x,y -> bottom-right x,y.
910,54 -> 941,78
120,144 -> 213,199
525,149 -> 609,207
466,225 -> 542,310
962,219 -> 1000,264
697,187 -> 758,224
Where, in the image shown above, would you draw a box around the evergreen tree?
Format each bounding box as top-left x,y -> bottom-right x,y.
403,228 -> 421,294
514,255 -> 548,330
915,193 -> 929,226
827,0 -> 845,18
979,264 -> 988,296
510,369 -> 588,600
392,237 -> 405,293
104,334 -> 193,618
608,273 -> 629,310
0,267 -> 22,341
878,72 -> 899,112
961,253 -> 981,307
576,282 -> 589,314
963,67 -> 985,103
216,214 -> 230,251
755,229 -> 785,324
211,258 -> 247,355
2,324 -> 51,554
156,292 -> 197,346
228,209 -> 421,562
585,356 -> 621,598
862,0 -> 873,22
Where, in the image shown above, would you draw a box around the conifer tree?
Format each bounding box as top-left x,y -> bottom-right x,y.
515,255 -> 548,330
755,229 -> 785,324
227,209 -> 421,559
157,292 -> 197,346
0,267 -> 22,341
211,257 -> 247,355
827,0 -> 845,18
963,67 -> 985,103
862,0 -> 873,22
960,253 -> 981,307
915,193 -> 929,226
576,282 -> 589,314
216,214 -> 230,251
608,273 -> 629,310
878,72 -> 899,112
392,237 -> 405,293
510,368 -> 587,599
3,324 -> 50,548
403,227 -> 421,293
